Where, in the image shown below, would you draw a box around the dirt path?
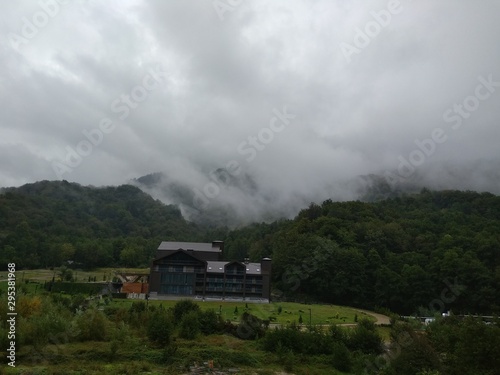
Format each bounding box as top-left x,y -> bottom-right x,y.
354,309 -> 391,325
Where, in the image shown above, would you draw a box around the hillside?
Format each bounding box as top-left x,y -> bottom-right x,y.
1,181 -> 499,315
223,189 -> 500,314
0,180 -> 205,269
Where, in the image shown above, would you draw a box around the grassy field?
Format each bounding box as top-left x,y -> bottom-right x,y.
1,268 -> 375,326
110,298 -> 372,326
0,269 -> 388,374
0,268 -> 149,283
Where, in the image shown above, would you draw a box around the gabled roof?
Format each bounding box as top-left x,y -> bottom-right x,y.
153,249 -> 207,263
157,241 -> 222,252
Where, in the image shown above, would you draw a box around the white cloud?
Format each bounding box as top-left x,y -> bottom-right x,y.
0,0 -> 499,208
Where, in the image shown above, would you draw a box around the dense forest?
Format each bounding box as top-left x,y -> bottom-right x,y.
0,181 -> 209,269
1,181 -> 499,315
225,189 -> 500,314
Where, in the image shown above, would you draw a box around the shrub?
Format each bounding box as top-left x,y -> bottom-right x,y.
147,310 -> 174,346
236,312 -> 266,340
75,308 -> 110,341
179,310 -> 200,339
331,341 -> 352,372
198,309 -> 222,335
347,318 -> 383,355
173,299 -> 200,322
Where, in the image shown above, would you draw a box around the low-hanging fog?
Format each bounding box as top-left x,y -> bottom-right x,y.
1,0 -> 499,224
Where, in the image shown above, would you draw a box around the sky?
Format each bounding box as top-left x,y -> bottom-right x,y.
1,0 -> 499,205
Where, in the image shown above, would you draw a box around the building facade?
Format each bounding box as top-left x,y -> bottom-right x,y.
149,241 -> 271,301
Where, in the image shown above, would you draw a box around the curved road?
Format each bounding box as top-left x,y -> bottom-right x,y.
354,308 -> 391,325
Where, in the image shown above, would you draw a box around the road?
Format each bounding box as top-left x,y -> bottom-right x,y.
354,308 -> 391,325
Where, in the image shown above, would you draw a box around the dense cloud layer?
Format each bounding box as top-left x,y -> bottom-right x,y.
1,0 -> 499,218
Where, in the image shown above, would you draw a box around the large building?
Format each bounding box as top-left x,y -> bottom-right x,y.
149,241 -> 271,302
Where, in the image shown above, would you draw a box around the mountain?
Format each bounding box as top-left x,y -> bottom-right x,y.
0,180 -> 205,269
130,170 -> 296,227
130,158 -> 500,227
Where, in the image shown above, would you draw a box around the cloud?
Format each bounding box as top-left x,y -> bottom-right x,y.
0,0 -> 499,217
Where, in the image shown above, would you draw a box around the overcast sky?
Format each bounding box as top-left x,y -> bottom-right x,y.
1,0 -> 499,199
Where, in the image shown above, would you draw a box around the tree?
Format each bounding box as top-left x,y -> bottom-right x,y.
347,319 -> 383,355
173,299 -> 200,322
179,310 -> 200,339
58,266 -> 73,282
147,310 -> 173,346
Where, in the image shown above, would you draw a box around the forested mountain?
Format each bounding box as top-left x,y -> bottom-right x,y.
1,180 -> 499,315
0,180 -> 207,269
223,189 -> 500,314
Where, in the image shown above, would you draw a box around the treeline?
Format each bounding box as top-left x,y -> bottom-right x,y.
0,180 -> 206,269
2,181 -> 499,315
223,189 -> 500,314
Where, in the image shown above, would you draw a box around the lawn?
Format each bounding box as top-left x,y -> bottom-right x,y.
1,268 -> 376,326
0,268 -> 149,284
108,299 -> 373,326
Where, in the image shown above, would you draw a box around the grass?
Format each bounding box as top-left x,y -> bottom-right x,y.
0,268 -> 149,284
6,334 -> 353,375
0,268 -> 376,326
0,268 -> 384,375
108,299 -> 373,326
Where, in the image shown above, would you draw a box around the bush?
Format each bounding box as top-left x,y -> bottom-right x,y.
198,309 -> 223,335
236,312 -> 266,340
331,341 -> 352,372
147,309 -> 174,346
173,299 -> 200,322
347,318 -> 383,355
75,308 -> 110,341
179,310 -> 201,339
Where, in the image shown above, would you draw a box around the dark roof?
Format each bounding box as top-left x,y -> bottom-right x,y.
157,241 -> 222,252
153,249 -> 208,263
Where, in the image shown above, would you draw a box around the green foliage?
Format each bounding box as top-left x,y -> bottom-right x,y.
347,318 -> 383,355
226,189 -> 500,314
388,323 -> 441,375
17,297 -> 74,349
45,281 -> 104,295
260,324 -> 352,357
427,317 -> 500,375
0,181 -> 199,269
45,282 -> 105,295
198,309 -> 223,335
75,308 -> 110,341
58,266 -> 74,281
147,310 -> 173,346
236,312 -> 266,340
330,341 -> 352,372
173,299 -> 200,322
178,310 -> 201,339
